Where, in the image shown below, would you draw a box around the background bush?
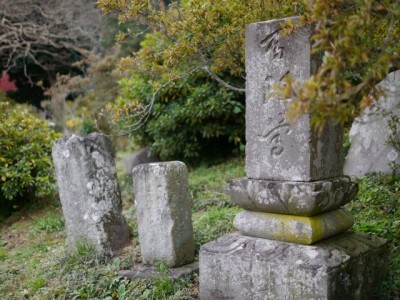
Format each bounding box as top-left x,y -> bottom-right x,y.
0,100 -> 61,216
109,73 -> 245,162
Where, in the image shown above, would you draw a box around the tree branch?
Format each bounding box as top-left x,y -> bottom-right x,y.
202,66 -> 245,93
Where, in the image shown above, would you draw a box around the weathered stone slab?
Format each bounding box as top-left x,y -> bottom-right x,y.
344,70 -> 400,176
199,232 -> 388,300
132,161 -> 194,267
245,17 -> 343,181
118,261 -> 199,280
226,177 -> 357,216
52,133 -> 130,254
233,208 -> 353,245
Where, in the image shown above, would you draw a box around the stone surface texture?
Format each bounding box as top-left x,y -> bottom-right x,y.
132,161 -> 194,267
124,146 -> 160,175
199,232 -> 388,300
118,262 -> 199,280
52,133 -> 130,253
245,17 -> 343,181
226,177 -> 358,216
344,70 -> 400,176
233,209 -> 354,245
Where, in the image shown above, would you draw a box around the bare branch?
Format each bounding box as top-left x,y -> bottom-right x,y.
202,66 -> 245,93
0,0 -> 102,80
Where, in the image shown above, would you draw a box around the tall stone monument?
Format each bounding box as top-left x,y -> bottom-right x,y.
52,133 -> 130,254
199,17 -> 388,299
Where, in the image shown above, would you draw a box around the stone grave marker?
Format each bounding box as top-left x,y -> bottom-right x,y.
52,133 -> 130,254
132,161 -> 195,267
199,17 -> 388,299
344,70 -> 400,176
119,161 -> 198,280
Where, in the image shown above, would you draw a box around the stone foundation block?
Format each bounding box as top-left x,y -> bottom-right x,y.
233,209 -> 353,244
132,161 -> 194,267
226,177 -> 357,216
199,232 -> 388,300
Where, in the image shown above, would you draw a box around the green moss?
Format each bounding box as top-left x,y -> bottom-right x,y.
245,209 -> 353,245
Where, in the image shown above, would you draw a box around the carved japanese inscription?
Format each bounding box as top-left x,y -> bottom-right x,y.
259,28 -> 284,59
264,70 -> 291,101
257,112 -> 291,158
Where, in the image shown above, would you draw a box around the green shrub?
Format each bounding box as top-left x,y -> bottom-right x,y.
0,101 -> 61,216
109,73 -> 245,162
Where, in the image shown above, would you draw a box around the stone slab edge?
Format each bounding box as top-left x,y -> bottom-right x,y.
226,177 -> 358,216
118,261 -> 199,280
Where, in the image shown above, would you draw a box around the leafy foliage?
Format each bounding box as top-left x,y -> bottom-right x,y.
98,0 -> 400,130
98,0 -> 300,83
0,101 -> 61,214
107,72 -> 245,161
97,1 -> 300,161
282,0 -> 400,128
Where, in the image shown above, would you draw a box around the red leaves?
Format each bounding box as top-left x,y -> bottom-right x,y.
0,71 -> 17,93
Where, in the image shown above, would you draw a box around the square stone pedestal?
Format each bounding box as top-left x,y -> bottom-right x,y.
199,232 -> 387,300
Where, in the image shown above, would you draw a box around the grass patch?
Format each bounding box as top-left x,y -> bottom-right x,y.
1,156 -> 399,299
32,212 -> 65,233
189,157 -> 245,212
347,174 -> 400,299
0,247 -> 7,261
75,239 -> 97,257
30,277 -> 46,293
193,206 -> 240,252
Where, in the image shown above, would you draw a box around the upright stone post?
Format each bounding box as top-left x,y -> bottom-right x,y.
199,17 -> 388,299
52,133 -> 130,254
132,162 -> 195,268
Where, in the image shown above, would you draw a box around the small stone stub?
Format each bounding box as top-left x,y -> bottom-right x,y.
132,161 -> 195,268
233,209 -> 354,245
245,17 -> 343,181
199,232 -> 388,300
52,133 -> 130,254
226,177 -> 358,216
